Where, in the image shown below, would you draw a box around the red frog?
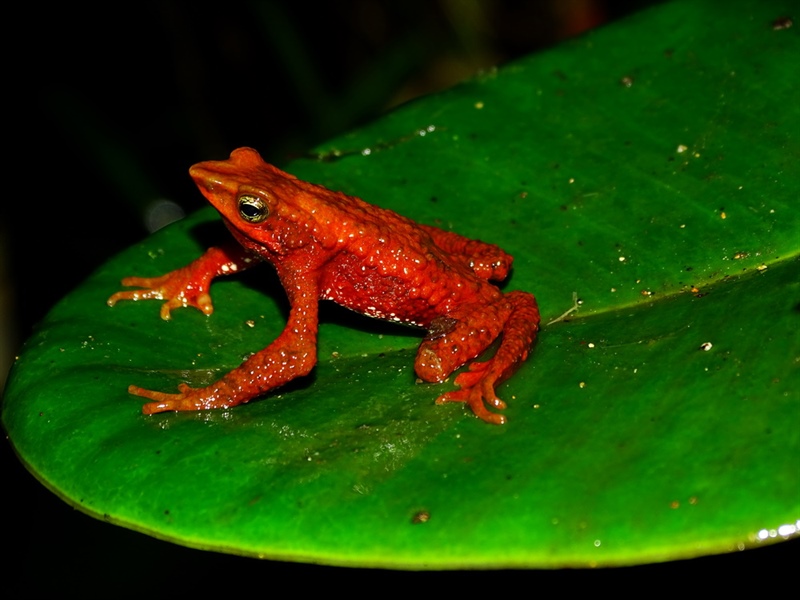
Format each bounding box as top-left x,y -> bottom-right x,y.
108,148 -> 540,424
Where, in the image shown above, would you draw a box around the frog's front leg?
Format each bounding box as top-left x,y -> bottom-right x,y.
130,275 -> 320,414
107,241 -> 259,320
415,291 -> 539,424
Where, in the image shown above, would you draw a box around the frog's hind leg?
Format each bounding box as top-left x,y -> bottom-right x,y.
416,291 -> 540,424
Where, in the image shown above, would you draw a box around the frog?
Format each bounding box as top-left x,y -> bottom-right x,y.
108,147 -> 540,424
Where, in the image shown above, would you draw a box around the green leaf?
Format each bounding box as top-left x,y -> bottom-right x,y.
4,0 -> 798,569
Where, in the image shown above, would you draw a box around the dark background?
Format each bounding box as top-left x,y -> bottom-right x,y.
4,1 -> 796,595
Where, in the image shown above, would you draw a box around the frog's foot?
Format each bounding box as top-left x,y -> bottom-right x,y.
130,383 -> 235,414
435,362 -> 508,425
108,272 -> 214,321
107,244 -> 256,320
418,291 -> 539,425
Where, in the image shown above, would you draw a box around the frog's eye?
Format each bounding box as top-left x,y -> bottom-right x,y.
238,195 -> 269,223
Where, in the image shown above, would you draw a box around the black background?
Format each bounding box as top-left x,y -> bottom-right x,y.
5,2 -> 797,595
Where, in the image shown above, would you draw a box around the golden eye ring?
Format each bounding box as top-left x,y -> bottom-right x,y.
238,195 -> 269,223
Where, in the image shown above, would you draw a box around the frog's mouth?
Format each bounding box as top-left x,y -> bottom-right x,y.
221,219 -> 279,259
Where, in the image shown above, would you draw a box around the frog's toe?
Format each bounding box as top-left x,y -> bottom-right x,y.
435,385 -> 507,425
142,400 -> 178,414
130,382 -> 241,413
120,275 -> 167,288
156,291 -> 214,320
107,289 -> 160,307
187,292 -> 214,316
129,385 -> 183,413
480,411 -> 507,426
130,384 -> 207,413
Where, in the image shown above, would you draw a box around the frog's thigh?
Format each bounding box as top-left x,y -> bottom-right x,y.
420,226 -> 512,281
415,303 -> 510,383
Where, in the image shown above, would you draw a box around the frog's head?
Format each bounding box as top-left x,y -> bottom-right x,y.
189,147 -> 323,254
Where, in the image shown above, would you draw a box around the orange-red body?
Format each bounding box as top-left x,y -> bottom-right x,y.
108,148 -> 539,424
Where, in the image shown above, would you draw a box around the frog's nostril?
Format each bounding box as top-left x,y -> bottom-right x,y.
189,166 -> 225,193
189,165 -> 209,184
